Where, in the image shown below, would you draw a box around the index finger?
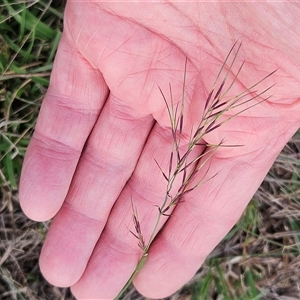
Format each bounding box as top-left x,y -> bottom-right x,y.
19,34 -> 109,221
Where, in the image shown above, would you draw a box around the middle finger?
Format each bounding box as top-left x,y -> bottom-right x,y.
39,93 -> 154,287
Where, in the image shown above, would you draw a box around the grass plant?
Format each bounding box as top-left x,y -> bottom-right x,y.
116,42 -> 277,299
1,1 -> 300,300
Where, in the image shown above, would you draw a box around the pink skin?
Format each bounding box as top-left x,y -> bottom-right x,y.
19,1 -> 300,299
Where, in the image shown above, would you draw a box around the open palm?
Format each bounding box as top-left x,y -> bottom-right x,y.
20,1 -> 300,299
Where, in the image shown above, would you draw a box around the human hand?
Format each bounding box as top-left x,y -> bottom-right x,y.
19,1 -> 300,299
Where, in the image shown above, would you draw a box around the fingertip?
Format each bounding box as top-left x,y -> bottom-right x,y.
39,205 -> 105,289
39,232 -> 82,288
19,164 -> 65,222
19,175 -> 60,222
39,259 -> 74,288
19,193 -> 59,222
19,134 -> 80,221
133,239 -> 201,299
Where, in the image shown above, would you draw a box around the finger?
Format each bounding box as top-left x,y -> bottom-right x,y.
133,124 -> 298,298
70,123 -> 206,299
19,34 -> 109,221
39,95 -> 154,287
